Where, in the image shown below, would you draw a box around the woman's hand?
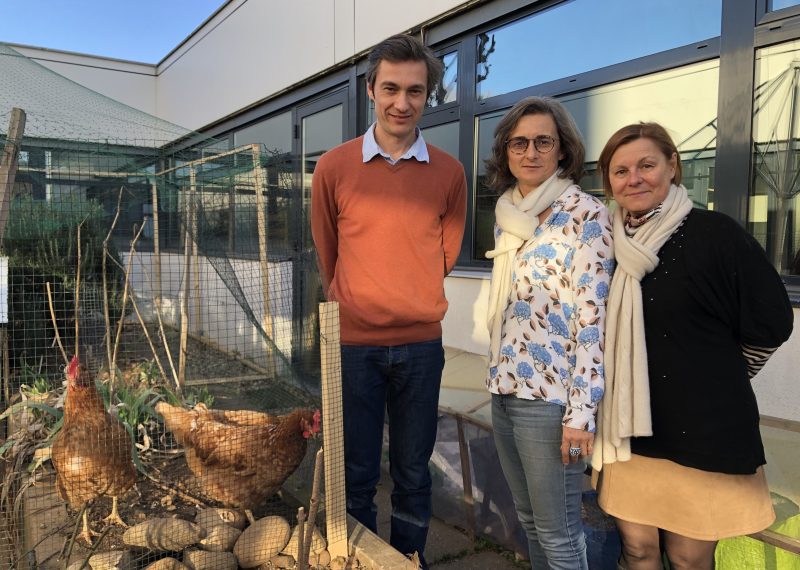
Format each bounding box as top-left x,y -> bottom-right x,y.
561,426 -> 594,465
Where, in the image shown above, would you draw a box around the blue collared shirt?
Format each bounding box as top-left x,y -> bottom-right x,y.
362,122 -> 429,165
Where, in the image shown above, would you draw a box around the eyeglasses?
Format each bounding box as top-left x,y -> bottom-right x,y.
506,135 -> 558,155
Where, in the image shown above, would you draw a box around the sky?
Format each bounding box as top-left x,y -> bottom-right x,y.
0,0 -> 226,63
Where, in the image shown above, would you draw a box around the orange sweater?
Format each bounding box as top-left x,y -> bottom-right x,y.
311,137 -> 467,345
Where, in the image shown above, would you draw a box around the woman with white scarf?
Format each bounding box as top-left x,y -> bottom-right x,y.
485,96 -> 614,570
594,123 -> 793,570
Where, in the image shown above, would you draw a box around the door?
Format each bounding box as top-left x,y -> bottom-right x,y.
292,90 -> 348,383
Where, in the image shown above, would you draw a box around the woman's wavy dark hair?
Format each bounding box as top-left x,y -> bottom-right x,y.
598,122 -> 682,199
484,96 -> 585,194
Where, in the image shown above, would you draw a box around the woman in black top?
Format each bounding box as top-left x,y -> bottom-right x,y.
592,122 -> 793,570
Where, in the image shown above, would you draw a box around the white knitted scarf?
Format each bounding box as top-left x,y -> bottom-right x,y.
486,170 -> 575,366
592,184 -> 693,470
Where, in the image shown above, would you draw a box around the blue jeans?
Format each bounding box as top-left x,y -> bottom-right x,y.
341,339 -> 444,570
492,394 -> 588,570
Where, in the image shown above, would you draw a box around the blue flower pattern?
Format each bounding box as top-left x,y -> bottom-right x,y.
486,188 -> 614,432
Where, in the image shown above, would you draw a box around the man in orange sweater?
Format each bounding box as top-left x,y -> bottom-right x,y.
311,34 -> 466,569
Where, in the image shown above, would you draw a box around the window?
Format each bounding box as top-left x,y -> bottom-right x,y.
233,112 -> 294,258
770,0 -> 800,11
476,0 -> 721,100
421,122 -> 459,159
752,41 -> 800,276
234,112 -> 292,154
473,61 -> 719,262
428,51 -> 458,108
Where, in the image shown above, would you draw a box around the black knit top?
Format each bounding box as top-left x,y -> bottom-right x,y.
630,209 -> 794,474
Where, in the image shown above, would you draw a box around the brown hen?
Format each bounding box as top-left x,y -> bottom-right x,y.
51,355 -> 136,543
155,402 -> 320,515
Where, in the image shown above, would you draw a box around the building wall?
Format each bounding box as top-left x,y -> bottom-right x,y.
154,0 -> 467,131
10,44 -> 158,116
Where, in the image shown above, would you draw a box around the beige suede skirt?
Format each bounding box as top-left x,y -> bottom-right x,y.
597,453 -> 775,541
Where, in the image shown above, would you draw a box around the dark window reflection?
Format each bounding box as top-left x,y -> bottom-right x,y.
428,52 -> 458,108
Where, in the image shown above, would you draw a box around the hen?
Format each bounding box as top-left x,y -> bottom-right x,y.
155,402 -> 320,515
51,355 -> 137,543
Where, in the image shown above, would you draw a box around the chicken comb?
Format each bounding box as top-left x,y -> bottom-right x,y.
67,355 -> 80,379
312,409 -> 321,433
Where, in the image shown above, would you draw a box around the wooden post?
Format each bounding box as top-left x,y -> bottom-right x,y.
151,180 -> 162,312
456,415 -> 477,539
178,168 -> 196,389
0,107 -> 26,247
251,145 -> 273,341
319,301 -> 348,559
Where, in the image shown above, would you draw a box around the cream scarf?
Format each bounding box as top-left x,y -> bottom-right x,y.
486,170 -> 575,366
592,184 -> 693,470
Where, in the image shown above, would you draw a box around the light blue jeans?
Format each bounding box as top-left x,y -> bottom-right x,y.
492,394 -> 588,570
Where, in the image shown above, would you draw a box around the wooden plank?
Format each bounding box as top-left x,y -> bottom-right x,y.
151,181 -> 162,313
251,145 -> 274,342
748,529 -> 800,556
0,108 -> 26,247
178,168 -> 196,390
319,302 -> 348,559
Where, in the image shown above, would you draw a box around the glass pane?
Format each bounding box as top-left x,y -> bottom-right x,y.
770,0 -> 800,11
428,51 -> 458,108
476,0 -> 721,100
421,121 -> 459,159
473,61 -> 719,262
233,112 -> 293,257
752,42 -> 800,276
474,111 -> 505,261
303,105 -> 343,250
234,111 -> 292,153
561,59 -> 719,209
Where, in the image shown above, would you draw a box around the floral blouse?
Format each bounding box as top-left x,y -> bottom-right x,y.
486,187 -> 614,432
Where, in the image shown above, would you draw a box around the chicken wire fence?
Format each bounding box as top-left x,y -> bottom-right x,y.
0,43 -> 343,569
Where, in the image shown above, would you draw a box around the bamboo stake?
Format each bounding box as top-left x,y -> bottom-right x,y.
106,253 -> 172,389
110,223 -> 146,391
45,283 -> 68,364
296,507 -> 306,570
75,222 -> 82,359
303,447 -> 324,567
124,256 -> 179,389
102,186 -> 125,377
178,169 -> 196,389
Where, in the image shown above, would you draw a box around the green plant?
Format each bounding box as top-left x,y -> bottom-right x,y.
184,386 -> 214,408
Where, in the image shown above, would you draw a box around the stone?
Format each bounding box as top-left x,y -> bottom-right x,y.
183,549 -> 238,570
234,516 -> 291,568
282,524 -> 327,558
123,518 -> 205,551
143,558 -> 190,570
88,550 -> 134,570
310,549 -> 332,568
330,555 -> 349,570
264,553 -> 294,568
199,523 -> 241,552
195,507 -> 247,531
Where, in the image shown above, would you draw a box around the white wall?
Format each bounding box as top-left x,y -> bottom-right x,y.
155,0 -> 467,131
10,45 -> 158,116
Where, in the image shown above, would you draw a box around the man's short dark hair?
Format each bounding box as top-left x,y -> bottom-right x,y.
366,34 -> 444,96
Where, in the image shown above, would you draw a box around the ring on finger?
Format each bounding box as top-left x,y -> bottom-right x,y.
568,447 -> 582,457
